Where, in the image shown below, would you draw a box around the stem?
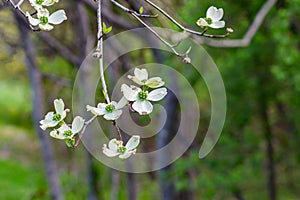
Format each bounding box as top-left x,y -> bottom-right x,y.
74,115 -> 98,148
95,0 -> 110,104
131,13 -> 185,58
94,0 -> 123,142
113,121 -> 123,141
7,0 -> 39,31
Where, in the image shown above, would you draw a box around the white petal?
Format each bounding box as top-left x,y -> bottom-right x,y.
127,75 -> 145,85
111,101 -> 118,108
60,111 -> 67,121
115,97 -> 128,110
125,135 -> 140,151
206,6 -> 217,19
40,119 -> 59,130
145,77 -> 165,88
132,100 -> 153,115
40,112 -> 54,123
26,12 -> 40,26
119,150 -> 136,159
134,68 -> 148,82
39,24 -> 54,31
71,116 -> 85,133
86,104 -> 105,116
59,124 -> 70,132
121,84 -> 139,101
43,0 -> 59,6
97,103 -> 108,112
212,8 -> 224,22
54,99 -> 65,115
103,144 -> 119,157
104,110 -> 122,120
196,18 -> 208,27
50,129 -> 65,140
40,121 -> 57,130
210,21 -> 225,29
108,139 -> 119,151
147,88 -> 167,101
48,10 -> 67,25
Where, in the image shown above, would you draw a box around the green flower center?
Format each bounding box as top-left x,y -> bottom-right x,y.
39,16 -> 48,25
205,18 -> 212,25
63,130 -> 73,137
36,0 -> 44,5
105,104 -> 115,113
52,113 -> 61,121
138,91 -> 148,100
117,146 -> 127,154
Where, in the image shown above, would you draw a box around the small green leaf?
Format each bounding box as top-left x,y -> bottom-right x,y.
65,138 -> 75,148
102,22 -> 112,34
139,6 -> 144,14
102,89 -> 108,99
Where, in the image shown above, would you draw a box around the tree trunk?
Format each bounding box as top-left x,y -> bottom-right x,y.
87,154 -> 99,200
127,173 -> 137,200
256,74 -> 276,200
152,49 -> 177,200
156,92 -> 177,200
14,13 -> 63,200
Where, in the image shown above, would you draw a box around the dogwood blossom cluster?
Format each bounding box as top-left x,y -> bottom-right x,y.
83,68 -> 167,159
197,6 -> 225,29
39,69 -> 167,159
87,68 -> 168,118
40,99 -> 85,147
102,136 -> 140,159
122,68 -> 168,115
26,0 -> 67,31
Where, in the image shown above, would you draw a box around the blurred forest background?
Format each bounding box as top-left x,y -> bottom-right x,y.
1,0 -> 300,199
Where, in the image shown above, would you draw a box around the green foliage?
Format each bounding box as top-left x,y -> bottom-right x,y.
102,22 -> 112,34
139,6 -> 144,14
0,160 -> 48,200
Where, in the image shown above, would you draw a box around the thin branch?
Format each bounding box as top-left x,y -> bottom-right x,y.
94,0 -> 111,104
109,0 -> 158,18
113,121 -> 123,142
7,0 -> 39,31
38,32 -> 82,66
80,0 -> 137,30
131,12 -> 185,57
41,72 -> 72,87
143,0 -> 230,38
74,115 -> 97,148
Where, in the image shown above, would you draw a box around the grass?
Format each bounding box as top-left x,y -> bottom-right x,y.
0,160 -> 48,200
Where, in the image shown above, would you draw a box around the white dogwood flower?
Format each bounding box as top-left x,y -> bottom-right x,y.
102,135 -> 140,159
40,98 -> 68,130
26,8 -> 67,31
29,0 -> 59,9
121,84 -> 167,115
50,116 -> 85,140
128,68 -> 165,88
86,97 -> 127,120
197,6 -> 225,29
